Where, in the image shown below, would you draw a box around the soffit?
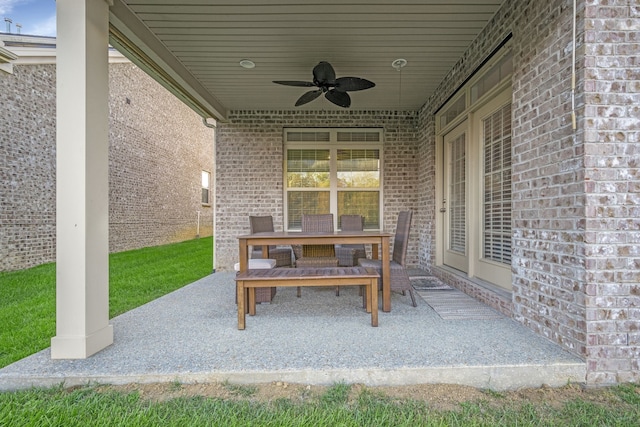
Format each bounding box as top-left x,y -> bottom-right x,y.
109,0 -> 503,119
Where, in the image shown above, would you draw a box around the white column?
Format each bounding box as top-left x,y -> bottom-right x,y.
51,0 -> 113,358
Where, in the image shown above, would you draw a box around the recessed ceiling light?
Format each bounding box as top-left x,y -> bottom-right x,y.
392,59 -> 407,70
239,59 -> 255,69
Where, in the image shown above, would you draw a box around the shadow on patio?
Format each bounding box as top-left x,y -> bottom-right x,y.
0,272 -> 585,392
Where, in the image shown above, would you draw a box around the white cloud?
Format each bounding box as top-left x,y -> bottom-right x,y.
30,13 -> 55,37
0,0 -> 20,15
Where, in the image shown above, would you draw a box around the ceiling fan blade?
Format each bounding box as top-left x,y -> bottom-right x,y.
313,61 -> 336,85
334,77 -> 376,92
325,90 -> 351,108
273,80 -> 315,87
295,90 -> 322,106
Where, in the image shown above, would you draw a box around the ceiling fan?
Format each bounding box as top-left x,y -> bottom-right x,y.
273,61 -> 375,108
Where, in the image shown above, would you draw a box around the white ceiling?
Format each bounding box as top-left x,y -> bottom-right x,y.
110,0 -> 503,118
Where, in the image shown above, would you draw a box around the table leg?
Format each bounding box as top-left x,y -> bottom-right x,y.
237,280 -> 246,330
364,285 -> 371,313
239,239 -> 249,272
370,278 -> 379,327
381,236 -> 391,312
249,288 -> 256,316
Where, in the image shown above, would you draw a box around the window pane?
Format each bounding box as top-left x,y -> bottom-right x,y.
201,171 -> 210,204
287,191 -> 330,229
337,149 -> 380,188
337,131 -> 380,142
287,149 -> 330,188
338,191 -> 380,229
440,95 -> 466,128
482,103 -> 512,265
286,131 -> 330,142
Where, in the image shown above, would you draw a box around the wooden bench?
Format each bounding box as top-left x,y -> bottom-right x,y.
235,267 -> 379,329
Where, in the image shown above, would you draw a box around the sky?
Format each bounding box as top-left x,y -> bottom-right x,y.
1,0 -> 56,37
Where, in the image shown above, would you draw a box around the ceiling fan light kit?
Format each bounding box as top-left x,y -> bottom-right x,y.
239,59 -> 255,69
392,59 -> 407,71
273,61 -> 375,108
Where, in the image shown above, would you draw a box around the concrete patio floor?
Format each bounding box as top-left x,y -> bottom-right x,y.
0,271 -> 586,392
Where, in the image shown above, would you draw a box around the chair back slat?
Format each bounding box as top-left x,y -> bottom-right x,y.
392,211 -> 412,266
301,214 -> 335,257
339,215 -> 365,250
340,214 -> 364,232
249,215 -> 275,234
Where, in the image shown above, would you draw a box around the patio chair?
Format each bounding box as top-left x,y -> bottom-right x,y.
358,210 -> 417,307
249,215 -> 292,268
336,214 -> 367,267
293,213 -> 339,296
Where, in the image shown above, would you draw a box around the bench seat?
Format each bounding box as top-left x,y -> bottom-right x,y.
235,267 -> 379,329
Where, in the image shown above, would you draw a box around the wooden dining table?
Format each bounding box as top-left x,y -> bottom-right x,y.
237,230 -> 393,312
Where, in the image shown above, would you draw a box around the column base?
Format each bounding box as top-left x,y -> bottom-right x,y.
51,324 -> 114,359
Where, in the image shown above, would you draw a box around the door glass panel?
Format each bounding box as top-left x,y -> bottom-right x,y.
449,133 -> 466,254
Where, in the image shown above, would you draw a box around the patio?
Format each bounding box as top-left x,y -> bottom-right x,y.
0,271 -> 585,392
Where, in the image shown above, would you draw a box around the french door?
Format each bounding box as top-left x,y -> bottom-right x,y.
442,121 -> 468,272
440,90 -> 512,290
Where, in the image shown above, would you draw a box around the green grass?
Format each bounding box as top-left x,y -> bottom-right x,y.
0,237 -> 213,368
0,382 -> 639,426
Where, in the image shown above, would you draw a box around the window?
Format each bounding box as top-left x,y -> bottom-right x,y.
201,171 -> 210,205
284,128 -> 383,230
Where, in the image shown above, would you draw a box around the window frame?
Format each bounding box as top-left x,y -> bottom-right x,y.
283,128 -> 384,231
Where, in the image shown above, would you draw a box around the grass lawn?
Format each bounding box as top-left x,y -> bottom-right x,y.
0,237 -> 213,368
0,381 -> 639,426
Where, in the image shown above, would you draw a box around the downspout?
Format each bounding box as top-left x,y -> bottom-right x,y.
203,117 -> 217,272
571,0 -> 577,130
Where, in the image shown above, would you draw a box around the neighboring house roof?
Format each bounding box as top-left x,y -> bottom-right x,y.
0,33 -> 128,70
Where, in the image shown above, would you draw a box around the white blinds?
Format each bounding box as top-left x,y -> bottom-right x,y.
482,103 -> 512,264
449,133 -> 466,254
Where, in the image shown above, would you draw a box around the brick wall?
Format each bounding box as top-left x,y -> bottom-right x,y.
582,1 -> 640,384
510,0 -> 589,361
0,62 -> 214,271
0,64 -> 57,271
214,110 -> 419,271
108,64 -> 214,253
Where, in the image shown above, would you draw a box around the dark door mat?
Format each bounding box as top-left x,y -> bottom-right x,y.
409,276 -> 452,290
